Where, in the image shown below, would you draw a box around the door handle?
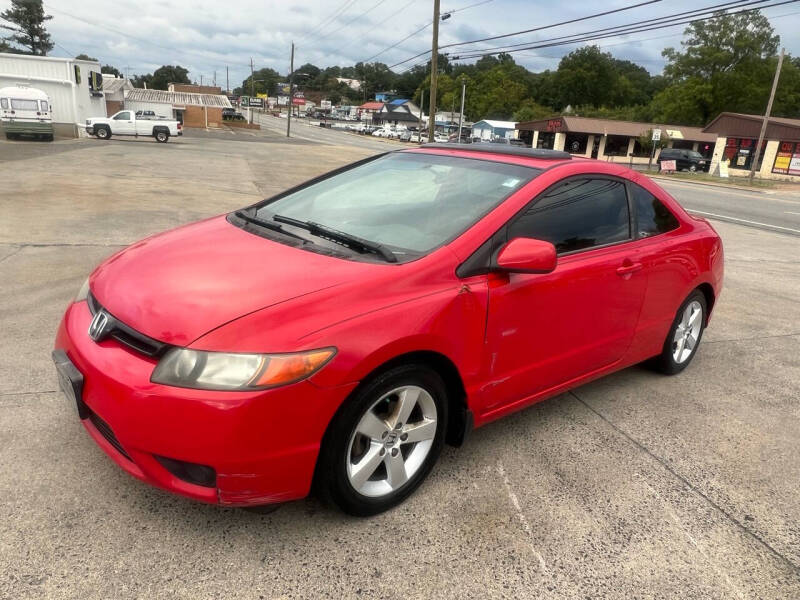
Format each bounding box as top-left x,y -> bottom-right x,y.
616,262 -> 643,276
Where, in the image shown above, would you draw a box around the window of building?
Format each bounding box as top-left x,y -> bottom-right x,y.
536,132 -> 555,149
565,133 -> 588,155
723,138 -> 766,170
771,141 -> 800,176
631,139 -> 651,157
509,178 -> 630,254
631,183 -> 680,238
604,135 -> 630,156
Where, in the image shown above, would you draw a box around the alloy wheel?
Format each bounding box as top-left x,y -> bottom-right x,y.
672,300 -> 702,363
346,385 -> 437,498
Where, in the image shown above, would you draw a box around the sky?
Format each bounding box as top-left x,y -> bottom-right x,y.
22,0 -> 800,89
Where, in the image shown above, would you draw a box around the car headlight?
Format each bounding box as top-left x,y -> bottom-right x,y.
151,347 -> 336,391
75,277 -> 90,302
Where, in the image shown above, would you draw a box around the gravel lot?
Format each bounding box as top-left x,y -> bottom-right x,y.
1,129 -> 799,599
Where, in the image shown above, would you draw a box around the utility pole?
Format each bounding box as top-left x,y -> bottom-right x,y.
457,79 -> 465,144
213,70 -> 216,87
200,74 -> 203,87
287,41 -> 295,138
226,66 -> 229,94
427,0 -> 440,142
750,47 -> 785,180
417,90 -> 424,144
249,57 -> 255,124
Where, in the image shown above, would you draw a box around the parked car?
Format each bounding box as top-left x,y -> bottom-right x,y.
398,130 -> 413,142
433,133 -> 449,143
222,108 -> 245,121
372,127 -> 396,138
658,148 -> 709,172
53,145 -> 723,516
135,110 -> 157,119
0,84 -> 54,141
86,110 -> 181,142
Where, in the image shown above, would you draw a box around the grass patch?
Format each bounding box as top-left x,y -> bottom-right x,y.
642,170 -> 778,189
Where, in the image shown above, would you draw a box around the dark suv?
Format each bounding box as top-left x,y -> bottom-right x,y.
658,148 -> 709,172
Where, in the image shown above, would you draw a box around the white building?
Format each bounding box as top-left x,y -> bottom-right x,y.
0,52 -> 107,137
472,119 -> 518,141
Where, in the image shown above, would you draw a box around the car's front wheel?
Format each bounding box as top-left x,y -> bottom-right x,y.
317,364 -> 448,516
95,126 -> 110,140
650,290 -> 707,375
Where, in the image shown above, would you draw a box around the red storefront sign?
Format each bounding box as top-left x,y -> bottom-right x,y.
772,141 -> 800,176
546,118 -> 563,132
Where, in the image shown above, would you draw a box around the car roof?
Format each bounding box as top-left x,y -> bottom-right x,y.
404,143 -> 575,170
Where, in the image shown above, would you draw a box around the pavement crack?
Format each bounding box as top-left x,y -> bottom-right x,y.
0,245 -> 22,264
496,461 -> 548,574
0,389 -> 57,398
0,242 -> 126,248
569,390 -> 800,575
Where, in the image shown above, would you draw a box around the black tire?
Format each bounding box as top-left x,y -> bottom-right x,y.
316,364 -> 449,516
689,164 -> 698,173
649,290 -> 707,375
154,130 -> 169,143
95,126 -> 110,140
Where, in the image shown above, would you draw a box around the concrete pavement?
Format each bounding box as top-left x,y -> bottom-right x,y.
1,133 -> 798,599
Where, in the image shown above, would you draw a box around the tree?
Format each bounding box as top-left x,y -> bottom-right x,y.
513,99 -> 553,122
75,53 -> 97,61
0,38 -> 11,53
239,67 -> 280,96
150,65 -> 190,90
637,128 -> 671,155
101,64 -> 122,78
553,46 -> 618,109
1,0 -> 53,55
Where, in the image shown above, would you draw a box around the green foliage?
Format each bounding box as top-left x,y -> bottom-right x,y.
131,65 -> 190,90
240,67 -> 281,96
75,53 -> 97,61
1,0 -> 53,55
637,128 -> 671,154
101,64 -> 122,78
513,99 -> 552,122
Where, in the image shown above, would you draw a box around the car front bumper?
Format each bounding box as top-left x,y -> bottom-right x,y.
54,300 -> 356,506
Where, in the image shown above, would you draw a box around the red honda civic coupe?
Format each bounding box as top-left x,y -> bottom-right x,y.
53,145 -> 723,516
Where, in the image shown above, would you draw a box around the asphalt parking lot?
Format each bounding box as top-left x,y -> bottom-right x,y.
1,130 -> 799,599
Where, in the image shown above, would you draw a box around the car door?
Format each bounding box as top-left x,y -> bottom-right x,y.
482,176 -> 648,414
111,111 -> 136,135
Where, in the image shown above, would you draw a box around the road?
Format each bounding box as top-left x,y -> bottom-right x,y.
657,178 -> 800,236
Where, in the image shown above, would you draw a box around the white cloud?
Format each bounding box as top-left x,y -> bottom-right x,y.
38,0 -> 800,89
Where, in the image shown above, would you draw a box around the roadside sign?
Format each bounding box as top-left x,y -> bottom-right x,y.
248,97 -> 264,108
719,160 -> 729,178
321,100 -> 332,110
652,128 -> 661,141
661,159 -> 677,172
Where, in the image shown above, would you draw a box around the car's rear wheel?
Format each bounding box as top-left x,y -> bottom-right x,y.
317,364 -> 448,516
650,290 -> 707,375
155,130 -> 169,143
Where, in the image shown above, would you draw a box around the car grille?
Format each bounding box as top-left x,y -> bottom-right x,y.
88,409 -> 132,461
87,293 -> 169,357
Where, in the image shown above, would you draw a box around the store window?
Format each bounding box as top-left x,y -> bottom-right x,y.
537,132 -> 555,149
604,135 -> 629,156
565,133 -> 588,155
772,141 -> 800,176
723,138 -> 766,170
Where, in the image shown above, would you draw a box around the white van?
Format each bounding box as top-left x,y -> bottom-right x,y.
0,85 -> 54,141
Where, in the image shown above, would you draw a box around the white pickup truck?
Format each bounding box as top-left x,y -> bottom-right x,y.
85,110 -> 181,143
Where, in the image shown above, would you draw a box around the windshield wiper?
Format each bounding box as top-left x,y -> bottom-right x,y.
272,214 -> 398,263
234,210 -> 308,242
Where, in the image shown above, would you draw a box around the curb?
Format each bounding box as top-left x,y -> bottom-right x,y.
648,174 -> 779,194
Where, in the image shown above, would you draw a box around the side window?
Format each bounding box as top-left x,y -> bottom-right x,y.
509,178 -> 631,254
113,111 -> 130,120
40,100 -> 49,112
632,183 -> 680,238
0,98 -> 7,109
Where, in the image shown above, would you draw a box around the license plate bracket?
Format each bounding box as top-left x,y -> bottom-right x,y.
52,350 -> 88,419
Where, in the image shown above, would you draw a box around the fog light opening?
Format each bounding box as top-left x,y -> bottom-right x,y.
155,455 -> 217,488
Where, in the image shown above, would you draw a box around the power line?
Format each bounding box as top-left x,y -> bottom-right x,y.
452,0 -> 798,60
387,0 -> 666,69
303,0 -> 393,49
446,0 -> 768,56
325,0 -> 419,59
297,0 -> 359,44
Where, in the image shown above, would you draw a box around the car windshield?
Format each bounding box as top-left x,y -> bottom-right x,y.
688,150 -> 704,159
255,152 -> 538,257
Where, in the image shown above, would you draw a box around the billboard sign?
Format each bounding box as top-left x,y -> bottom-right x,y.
321,100 -> 332,110
248,97 -> 264,107
277,82 -> 291,95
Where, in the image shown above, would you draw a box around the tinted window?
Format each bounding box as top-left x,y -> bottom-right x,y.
113,111 -> 130,120
632,183 -> 680,237
11,98 -> 38,111
509,178 -> 630,254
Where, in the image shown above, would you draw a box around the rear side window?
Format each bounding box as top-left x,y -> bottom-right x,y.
509,178 -> 630,254
40,100 -> 49,112
11,98 -> 38,110
632,183 -> 680,237
0,98 -> 7,109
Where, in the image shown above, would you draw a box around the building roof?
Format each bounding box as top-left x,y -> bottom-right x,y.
359,101 -> 384,110
102,76 -> 132,94
125,88 -> 232,108
517,115 -> 716,142
703,112 -> 800,142
473,119 -> 517,129
389,98 -> 410,105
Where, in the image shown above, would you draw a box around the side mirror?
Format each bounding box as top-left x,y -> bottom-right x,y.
495,237 -> 557,274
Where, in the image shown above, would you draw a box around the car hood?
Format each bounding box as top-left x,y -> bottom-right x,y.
89,215 -> 383,346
